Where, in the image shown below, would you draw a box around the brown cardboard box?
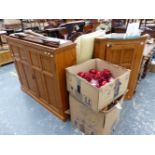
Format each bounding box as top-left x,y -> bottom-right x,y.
69,94 -> 124,135
150,64 -> 155,73
66,58 -> 130,112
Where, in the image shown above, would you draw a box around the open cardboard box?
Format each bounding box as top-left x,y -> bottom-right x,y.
66,58 -> 130,112
69,94 -> 125,135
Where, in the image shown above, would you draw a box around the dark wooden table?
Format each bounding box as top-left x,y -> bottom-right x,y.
44,27 -> 67,38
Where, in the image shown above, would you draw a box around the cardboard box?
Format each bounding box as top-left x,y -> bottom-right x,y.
69,94 -> 124,135
150,64 -> 155,73
66,58 -> 130,112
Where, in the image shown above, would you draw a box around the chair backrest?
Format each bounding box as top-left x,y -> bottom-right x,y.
60,20 -> 85,39
139,19 -> 155,38
94,36 -> 147,99
111,19 -> 129,33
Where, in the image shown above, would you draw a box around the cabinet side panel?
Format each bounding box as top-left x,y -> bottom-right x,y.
55,46 -> 76,114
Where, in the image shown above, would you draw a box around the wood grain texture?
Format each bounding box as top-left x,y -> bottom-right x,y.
0,49 -> 13,66
7,36 -> 76,121
94,37 -> 147,99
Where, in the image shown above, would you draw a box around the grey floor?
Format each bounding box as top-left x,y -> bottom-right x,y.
0,63 -> 155,135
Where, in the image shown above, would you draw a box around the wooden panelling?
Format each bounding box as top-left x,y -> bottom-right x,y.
7,36 -> 76,121
33,69 -> 48,103
0,50 -> 13,66
22,64 -> 38,97
29,50 -> 41,69
14,60 -> 28,89
11,46 -> 20,58
43,74 -> 58,108
94,37 -> 147,99
41,55 -> 55,74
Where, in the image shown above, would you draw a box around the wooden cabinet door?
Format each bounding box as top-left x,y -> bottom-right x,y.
10,44 -> 38,97
101,42 -> 144,99
94,38 -> 146,99
14,58 -> 29,90
28,49 -> 49,104
105,44 -> 137,69
9,45 -> 28,89
22,63 -> 38,97
40,53 -> 60,112
28,48 -> 60,112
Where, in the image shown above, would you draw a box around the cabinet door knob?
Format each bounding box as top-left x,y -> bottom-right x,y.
140,42 -> 144,45
107,44 -> 112,48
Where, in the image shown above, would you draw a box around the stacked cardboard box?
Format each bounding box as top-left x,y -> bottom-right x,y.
150,64 -> 155,73
66,59 -> 130,134
150,57 -> 155,73
69,94 -> 125,135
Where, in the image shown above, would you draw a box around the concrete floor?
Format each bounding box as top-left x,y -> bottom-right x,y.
0,63 -> 155,135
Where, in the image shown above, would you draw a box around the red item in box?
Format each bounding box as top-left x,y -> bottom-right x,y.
89,69 -> 98,74
101,69 -> 112,78
77,72 -> 85,78
77,68 -> 114,88
100,80 -> 108,86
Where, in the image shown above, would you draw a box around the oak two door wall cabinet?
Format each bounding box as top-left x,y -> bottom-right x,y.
94,37 -> 147,99
7,36 -> 76,121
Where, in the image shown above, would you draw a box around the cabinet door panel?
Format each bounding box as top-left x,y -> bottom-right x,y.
43,73 -> 59,111
11,46 -> 20,58
40,54 -> 60,111
22,64 -> 38,96
19,47 -> 29,62
41,55 -> 55,74
14,60 -> 28,89
33,69 -> 48,103
106,44 -> 136,69
9,45 -> 28,89
101,41 -> 144,99
28,48 -> 41,69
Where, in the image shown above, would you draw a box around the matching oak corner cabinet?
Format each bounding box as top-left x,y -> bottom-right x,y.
6,36 -> 76,121
94,36 -> 147,99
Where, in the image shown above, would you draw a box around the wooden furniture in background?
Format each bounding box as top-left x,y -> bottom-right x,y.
111,19 -> 129,33
0,31 -> 7,46
140,19 -> 155,38
0,47 -> 13,66
44,27 -> 67,38
6,36 -> 76,121
94,36 -> 147,99
139,42 -> 155,80
60,20 -> 85,40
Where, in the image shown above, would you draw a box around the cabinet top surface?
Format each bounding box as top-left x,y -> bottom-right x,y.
6,35 -> 75,51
